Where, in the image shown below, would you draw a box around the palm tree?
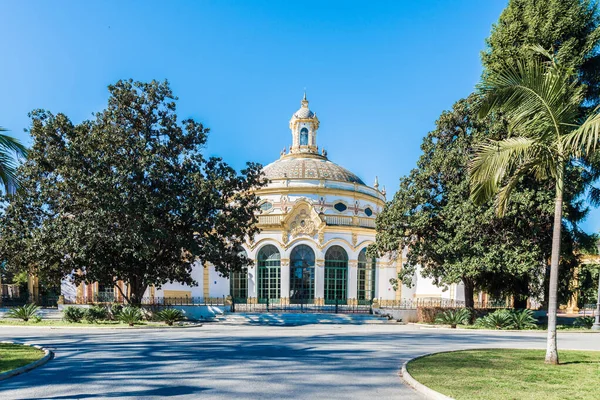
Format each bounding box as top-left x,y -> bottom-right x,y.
0,127 -> 27,193
469,46 -> 600,365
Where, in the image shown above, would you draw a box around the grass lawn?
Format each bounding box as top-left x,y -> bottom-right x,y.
407,349 -> 600,400
0,343 -> 45,373
0,319 -> 164,327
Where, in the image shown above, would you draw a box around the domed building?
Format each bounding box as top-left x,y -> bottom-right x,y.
62,94 -> 465,307
232,93 -> 394,306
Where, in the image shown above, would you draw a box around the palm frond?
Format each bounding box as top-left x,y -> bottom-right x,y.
469,137 -> 536,204
589,186 -> 600,207
562,107 -> 600,156
478,57 -> 581,142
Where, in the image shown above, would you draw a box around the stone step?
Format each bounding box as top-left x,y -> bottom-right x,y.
213,312 -> 390,325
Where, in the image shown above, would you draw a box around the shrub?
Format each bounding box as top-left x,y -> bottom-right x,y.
573,316 -> 594,329
119,306 -> 142,326
7,304 -> 41,322
510,309 -> 537,330
63,306 -> 86,323
435,308 -> 471,328
157,308 -> 185,326
107,303 -> 123,321
85,305 -> 108,323
476,309 -> 514,329
417,307 -> 498,323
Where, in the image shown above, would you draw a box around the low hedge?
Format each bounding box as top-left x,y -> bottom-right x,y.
417,307 -> 503,323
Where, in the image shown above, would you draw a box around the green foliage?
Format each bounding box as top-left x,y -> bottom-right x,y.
0,126 -> 28,194
476,309 -> 515,329
157,308 -> 185,326
509,309 -> 538,330
434,308 -> 471,328
85,305 -> 108,323
475,309 -> 538,330
0,80 -> 266,305
573,316 -> 595,329
6,303 -> 40,322
107,303 -> 123,321
482,0 -> 600,106
62,306 -> 85,323
119,306 -> 142,326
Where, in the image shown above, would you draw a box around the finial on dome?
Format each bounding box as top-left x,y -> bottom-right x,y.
301,90 -> 309,108
374,176 -> 379,190
382,185 -> 387,196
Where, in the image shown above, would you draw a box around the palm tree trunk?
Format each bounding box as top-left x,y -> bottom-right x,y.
545,172 -> 563,365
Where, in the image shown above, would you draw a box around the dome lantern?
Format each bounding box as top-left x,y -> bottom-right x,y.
289,92 -> 320,155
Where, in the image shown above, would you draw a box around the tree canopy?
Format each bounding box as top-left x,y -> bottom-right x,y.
374,0 -> 600,307
0,80 -> 265,304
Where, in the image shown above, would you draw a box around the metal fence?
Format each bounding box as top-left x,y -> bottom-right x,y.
63,296 -> 227,306
1,295 -> 60,308
231,297 -> 373,314
376,297 -> 510,310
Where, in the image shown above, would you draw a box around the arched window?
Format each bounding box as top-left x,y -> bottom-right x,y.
290,245 -> 315,303
357,248 -> 376,303
324,245 -> 348,304
257,245 -> 281,303
230,248 -> 249,301
300,128 -> 309,146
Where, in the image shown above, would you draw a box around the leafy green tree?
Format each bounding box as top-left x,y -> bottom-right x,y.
373,95 -> 567,307
482,0 -> 600,105
0,80 -> 265,305
0,127 -> 27,193
470,48 -> 600,364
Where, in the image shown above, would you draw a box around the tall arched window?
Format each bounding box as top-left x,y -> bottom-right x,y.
230,248 -> 249,301
299,127 -> 309,146
357,248 -> 376,303
257,245 -> 281,303
324,245 -> 348,304
290,245 -> 315,303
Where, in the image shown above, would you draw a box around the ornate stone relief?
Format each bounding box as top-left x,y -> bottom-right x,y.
352,232 -> 358,247
290,210 -> 317,237
318,231 -> 325,246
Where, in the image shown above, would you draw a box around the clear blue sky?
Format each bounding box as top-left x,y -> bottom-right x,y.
1,0 -> 598,233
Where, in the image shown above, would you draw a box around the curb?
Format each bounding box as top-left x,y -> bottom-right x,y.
0,341 -> 53,381
0,323 -> 203,330
399,347 -> 600,399
400,352 -> 454,400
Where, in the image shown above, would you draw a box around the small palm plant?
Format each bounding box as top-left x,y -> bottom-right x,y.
510,309 -> 538,330
476,309 -> 514,329
119,306 -> 142,326
157,308 -> 185,326
7,303 -> 41,322
435,308 -> 471,328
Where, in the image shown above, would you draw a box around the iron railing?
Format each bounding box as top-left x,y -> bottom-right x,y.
1,295 -> 59,308
231,297 -> 373,314
376,297 -> 510,310
63,296 -> 227,306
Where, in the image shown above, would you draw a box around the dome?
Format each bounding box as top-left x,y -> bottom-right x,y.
262,156 -> 365,185
293,106 -> 315,119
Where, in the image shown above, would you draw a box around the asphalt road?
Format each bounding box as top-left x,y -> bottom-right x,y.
1,323 -> 599,400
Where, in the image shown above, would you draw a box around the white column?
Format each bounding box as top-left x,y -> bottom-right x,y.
248,264 -> 257,299
280,259 -> 290,301
348,260 -> 358,301
315,259 -> 325,303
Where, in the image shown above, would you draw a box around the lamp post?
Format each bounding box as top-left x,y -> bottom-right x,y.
593,240 -> 600,331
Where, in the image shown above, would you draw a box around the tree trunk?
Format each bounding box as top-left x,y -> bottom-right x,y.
463,278 -> 475,309
545,173 -> 563,365
127,275 -> 148,306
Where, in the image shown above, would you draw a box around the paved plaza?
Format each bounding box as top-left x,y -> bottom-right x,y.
1,323 -> 599,399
